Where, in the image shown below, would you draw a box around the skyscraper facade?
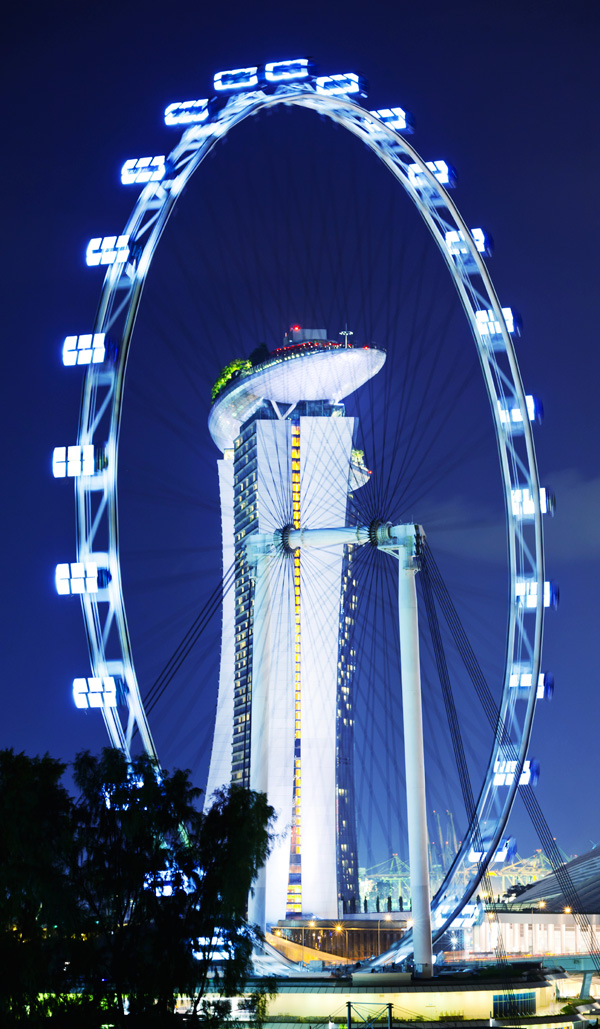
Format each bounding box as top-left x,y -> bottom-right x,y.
206,329 -> 385,928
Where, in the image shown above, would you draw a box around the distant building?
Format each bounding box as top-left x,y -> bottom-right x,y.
205,328 -> 385,928
472,848 -> 600,959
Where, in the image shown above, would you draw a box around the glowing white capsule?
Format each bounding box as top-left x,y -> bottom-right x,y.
509,667 -> 553,700
73,678 -> 89,709
73,675 -> 118,710
86,235 -> 130,267
475,306 -> 518,337
469,837 -> 515,864
264,59 -> 310,82
497,394 -> 542,430
214,67 -> 259,91
164,98 -> 209,125
55,561 -> 104,595
493,757 -> 538,788
511,486 -> 550,518
121,157 -> 165,185
52,444 -> 95,478
62,333 -> 106,366
370,107 -> 413,132
55,563 -> 71,595
408,160 -> 455,190
66,446 -> 79,478
52,448 -> 66,478
315,73 -> 365,96
515,578 -> 558,610
471,228 -> 487,252
445,228 -> 488,255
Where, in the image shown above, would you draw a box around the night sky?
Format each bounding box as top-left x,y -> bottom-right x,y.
2,0 -> 598,871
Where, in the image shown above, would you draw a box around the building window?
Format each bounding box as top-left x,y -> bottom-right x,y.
493,993 -> 535,1018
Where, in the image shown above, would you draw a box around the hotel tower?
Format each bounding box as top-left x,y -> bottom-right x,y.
206,327 -> 385,929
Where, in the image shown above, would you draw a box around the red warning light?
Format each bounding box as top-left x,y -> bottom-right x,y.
291,324 -> 301,332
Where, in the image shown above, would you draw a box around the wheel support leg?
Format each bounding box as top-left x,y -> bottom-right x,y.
398,534 -> 433,977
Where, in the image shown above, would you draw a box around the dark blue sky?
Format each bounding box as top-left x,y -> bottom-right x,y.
2,0 -> 598,867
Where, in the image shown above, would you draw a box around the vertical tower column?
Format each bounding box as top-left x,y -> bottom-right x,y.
286,421 -> 303,915
247,421 -> 296,929
396,527 -> 433,977
299,416 -> 355,919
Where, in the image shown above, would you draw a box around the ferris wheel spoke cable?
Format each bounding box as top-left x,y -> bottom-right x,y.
420,560 -> 510,958
143,283 -> 209,398
353,555 -> 385,863
424,546 -> 600,964
375,326 -> 474,519
424,547 -> 505,734
348,544 -> 500,907
348,300 -> 473,529
142,561 -> 236,715
351,548 -> 407,853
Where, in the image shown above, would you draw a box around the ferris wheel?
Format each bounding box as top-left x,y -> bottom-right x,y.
53,59 -> 554,962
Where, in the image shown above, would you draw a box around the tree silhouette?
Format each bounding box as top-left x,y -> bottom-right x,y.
0,750 -> 75,1023
0,748 -> 275,1026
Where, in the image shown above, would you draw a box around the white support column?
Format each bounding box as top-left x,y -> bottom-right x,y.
396,527 -> 433,977
247,520 -> 434,968
247,550 -> 271,930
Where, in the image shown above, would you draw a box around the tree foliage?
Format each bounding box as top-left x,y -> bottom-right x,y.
0,750 -> 74,1023
0,748 -> 275,1026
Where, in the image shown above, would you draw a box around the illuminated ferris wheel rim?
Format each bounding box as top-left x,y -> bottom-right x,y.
63,60 -> 551,960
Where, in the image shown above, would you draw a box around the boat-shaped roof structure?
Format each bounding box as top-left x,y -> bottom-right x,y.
209,341 -> 386,452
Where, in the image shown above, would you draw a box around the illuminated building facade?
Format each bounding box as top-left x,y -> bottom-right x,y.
206,329 -> 385,928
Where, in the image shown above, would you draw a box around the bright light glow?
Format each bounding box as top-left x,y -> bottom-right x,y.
73,676 -> 117,710
86,235 -> 130,267
52,444 -> 95,478
469,837 -> 516,864
509,667 -> 553,700
515,578 -> 558,609
370,107 -> 413,132
475,306 -> 518,337
264,59 -> 310,82
315,73 -> 365,96
121,157 -> 165,185
145,868 -> 193,896
429,160 -> 451,185
511,486 -> 550,518
493,757 -> 539,788
52,447 -> 66,477
214,67 -> 259,91
493,837 -> 516,863
55,564 -> 71,595
164,98 -> 209,125
407,158 -> 454,191
62,333 -> 106,366
497,394 -> 541,429
471,228 -> 487,252
55,561 -> 99,595
445,228 -> 488,255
